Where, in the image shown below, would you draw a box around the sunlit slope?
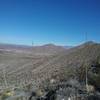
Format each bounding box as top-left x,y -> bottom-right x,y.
0,42 -> 100,87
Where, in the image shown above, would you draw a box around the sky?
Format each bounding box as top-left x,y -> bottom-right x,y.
0,0 -> 100,46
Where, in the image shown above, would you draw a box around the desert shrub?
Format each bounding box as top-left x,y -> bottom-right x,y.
0,89 -> 13,100
67,78 -> 81,89
88,62 -> 100,91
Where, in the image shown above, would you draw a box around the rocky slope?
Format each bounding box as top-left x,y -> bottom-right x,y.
0,41 -> 100,89
31,41 -> 100,84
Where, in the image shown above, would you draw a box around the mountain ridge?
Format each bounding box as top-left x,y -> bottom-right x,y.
0,43 -> 67,55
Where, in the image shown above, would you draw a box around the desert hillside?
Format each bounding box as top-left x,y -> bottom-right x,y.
31,41 -> 100,83
0,41 -> 100,100
0,41 -> 100,89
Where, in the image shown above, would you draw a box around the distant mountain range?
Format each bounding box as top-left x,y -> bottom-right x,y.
0,43 -> 70,55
